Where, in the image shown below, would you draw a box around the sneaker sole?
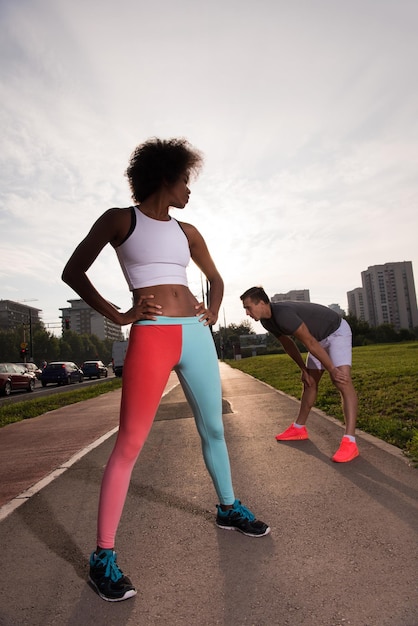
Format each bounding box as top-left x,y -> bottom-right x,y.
216,522 -> 271,538
89,576 -> 137,602
275,435 -> 309,441
332,450 -> 359,463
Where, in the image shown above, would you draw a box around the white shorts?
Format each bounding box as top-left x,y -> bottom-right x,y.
306,318 -> 352,370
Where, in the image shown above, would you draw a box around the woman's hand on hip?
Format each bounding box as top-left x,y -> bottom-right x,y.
121,295 -> 162,324
195,302 -> 218,326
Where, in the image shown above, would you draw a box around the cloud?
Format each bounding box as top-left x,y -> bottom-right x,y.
1,0 -> 417,333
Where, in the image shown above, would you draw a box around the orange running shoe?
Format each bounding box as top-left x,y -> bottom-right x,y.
332,438 -> 359,463
275,423 -> 309,441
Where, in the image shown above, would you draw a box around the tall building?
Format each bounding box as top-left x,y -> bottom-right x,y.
328,303 -> 345,316
360,262 -> 418,331
60,299 -> 123,341
0,300 -> 42,331
347,287 -> 366,321
271,289 -> 310,303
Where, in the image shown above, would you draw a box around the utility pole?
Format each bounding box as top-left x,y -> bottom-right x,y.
18,299 -> 38,361
29,310 -> 33,360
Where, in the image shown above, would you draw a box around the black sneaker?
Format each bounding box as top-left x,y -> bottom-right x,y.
89,549 -> 137,602
216,499 -> 270,537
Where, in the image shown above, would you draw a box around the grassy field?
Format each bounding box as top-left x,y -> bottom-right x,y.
226,342 -> 418,465
0,378 -> 123,428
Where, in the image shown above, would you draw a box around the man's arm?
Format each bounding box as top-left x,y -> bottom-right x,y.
292,322 -> 349,384
277,334 -> 315,387
278,334 -> 307,370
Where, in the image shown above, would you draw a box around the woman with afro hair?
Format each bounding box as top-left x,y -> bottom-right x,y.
62,137 -> 270,602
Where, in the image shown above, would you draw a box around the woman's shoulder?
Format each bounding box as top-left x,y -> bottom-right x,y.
97,206 -> 134,226
176,220 -> 200,237
102,206 -> 134,217
94,207 -> 135,247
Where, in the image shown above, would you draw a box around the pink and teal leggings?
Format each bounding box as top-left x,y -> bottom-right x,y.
97,316 -> 235,548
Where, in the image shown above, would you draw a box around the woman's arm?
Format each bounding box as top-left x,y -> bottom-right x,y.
181,222 -> 224,325
62,209 -> 161,325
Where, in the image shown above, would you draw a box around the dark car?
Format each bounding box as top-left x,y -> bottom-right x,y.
81,360 -> 108,379
40,361 -> 84,387
0,362 -> 35,396
15,362 -> 43,380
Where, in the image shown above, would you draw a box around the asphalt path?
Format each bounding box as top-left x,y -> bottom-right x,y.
0,362 -> 417,626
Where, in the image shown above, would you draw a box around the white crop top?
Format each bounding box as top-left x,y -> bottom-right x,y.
115,207 -> 191,290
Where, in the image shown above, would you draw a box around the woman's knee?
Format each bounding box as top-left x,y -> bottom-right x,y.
198,416 -> 225,442
112,434 -> 145,464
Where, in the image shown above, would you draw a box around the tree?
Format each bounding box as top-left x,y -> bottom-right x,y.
344,315 -> 372,346
0,326 -> 112,365
33,329 -> 60,362
372,324 -> 399,344
0,330 -> 19,361
213,321 -> 254,359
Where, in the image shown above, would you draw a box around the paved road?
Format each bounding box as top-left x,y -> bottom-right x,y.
0,372 -> 117,407
0,363 -> 417,626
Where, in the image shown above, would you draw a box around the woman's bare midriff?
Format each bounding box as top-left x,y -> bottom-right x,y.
133,284 -> 200,317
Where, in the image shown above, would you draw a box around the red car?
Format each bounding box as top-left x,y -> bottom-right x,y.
15,362 -> 43,380
0,362 -> 36,396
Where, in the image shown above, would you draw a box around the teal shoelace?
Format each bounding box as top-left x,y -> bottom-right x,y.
233,500 -> 256,521
96,551 -> 123,582
219,499 -> 256,521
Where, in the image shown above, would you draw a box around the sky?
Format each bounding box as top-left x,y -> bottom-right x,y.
1,0 -> 417,337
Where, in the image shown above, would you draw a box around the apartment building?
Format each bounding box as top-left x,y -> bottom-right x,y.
328,303 -> 345,316
348,262 -> 418,331
0,300 -> 42,331
347,287 -> 366,321
271,289 -> 310,303
60,299 -> 123,341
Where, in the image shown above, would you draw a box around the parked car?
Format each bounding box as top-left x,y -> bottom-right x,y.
40,361 -> 84,387
0,362 -> 35,396
15,362 -> 43,380
81,360 -> 108,379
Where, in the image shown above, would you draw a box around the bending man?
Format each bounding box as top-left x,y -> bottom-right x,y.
240,286 -> 359,463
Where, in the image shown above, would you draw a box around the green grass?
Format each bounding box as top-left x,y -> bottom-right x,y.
0,378 -> 123,428
226,342 -> 418,465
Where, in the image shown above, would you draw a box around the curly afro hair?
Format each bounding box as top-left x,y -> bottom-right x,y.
125,137 -> 204,203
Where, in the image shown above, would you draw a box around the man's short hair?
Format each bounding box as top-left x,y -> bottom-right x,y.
240,286 -> 270,303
